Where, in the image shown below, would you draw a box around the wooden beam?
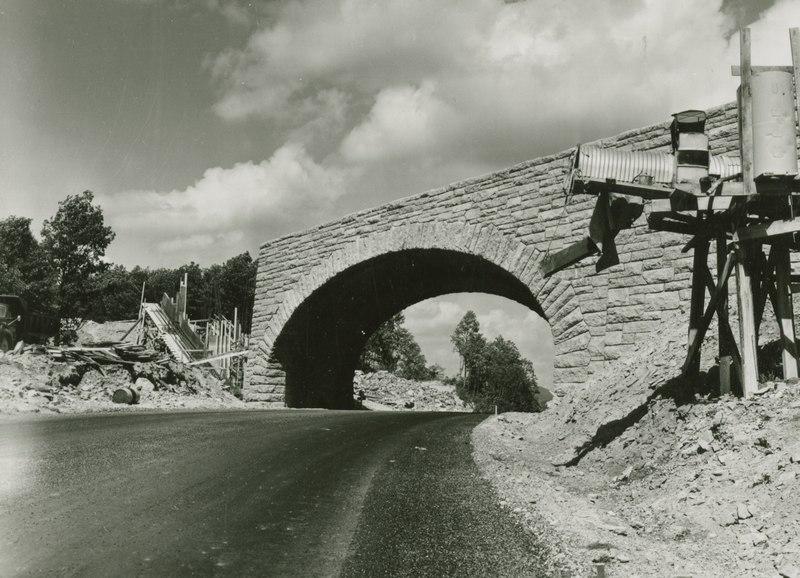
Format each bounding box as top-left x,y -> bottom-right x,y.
670,190 -> 734,212
682,250 -> 736,374
651,198 -> 731,217
739,28 -> 755,195
716,232 -> 733,397
578,178 -> 673,200
753,248 -> 778,333
687,239 -> 710,374
791,29 -> 800,149
734,217 -> 800,242
647,216 -> 702,237
731,64 -> 794,75
773,242 -> 800,379
187,349 -> 248,366
735,243 -> 760,397
540,237 -> 599,277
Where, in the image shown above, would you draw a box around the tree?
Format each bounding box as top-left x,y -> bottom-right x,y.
0,216 -> 57,310
219,252 -> 257,332
451,310 -> 486,391
450,311 -> 540,413
476,336 -> 539,413
395,333 -> 429,381
91,265 -> 143,321
358,313 -> 430,380
41,191 -> 115,318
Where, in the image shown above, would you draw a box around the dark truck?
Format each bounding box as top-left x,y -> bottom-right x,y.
0,295 -> 60,352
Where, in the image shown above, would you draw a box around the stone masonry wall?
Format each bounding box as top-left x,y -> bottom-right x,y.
245,102 -> 741,403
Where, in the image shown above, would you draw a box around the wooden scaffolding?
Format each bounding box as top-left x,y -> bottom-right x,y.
545,28 -> 800,398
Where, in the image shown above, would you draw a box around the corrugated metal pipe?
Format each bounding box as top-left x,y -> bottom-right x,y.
578,146 -> 741,184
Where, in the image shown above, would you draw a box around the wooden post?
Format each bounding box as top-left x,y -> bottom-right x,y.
739,28 -> 755,194
751,248 -> 765,344
735,244 -> 760,396
773,242 -> 799,379
790,28 -> 800,134
717,232 -> 733,395
687,238 -> 710,374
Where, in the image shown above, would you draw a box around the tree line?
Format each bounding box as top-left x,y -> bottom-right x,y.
450,310 -> 540,413
0,191 -> 256,332
358,309 -> 540,413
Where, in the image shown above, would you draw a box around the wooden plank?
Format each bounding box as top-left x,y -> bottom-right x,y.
650,198 -> 729,217
719,356 -> 732,395
686,239 -> 710,374
719,314 -> 745,391
753,248 -> 777,333
773,243 -> 799,379
791,28 -> 800,150
187,349 -> 248,366
647,216 -> 702,237
682,250 -> 736,374
740,28 -> 755,195
670,190 -> 734,212
540,237 -> 599,277
731,64 -> 794,75
735,244 -> 760,397
734,217 -> 800,242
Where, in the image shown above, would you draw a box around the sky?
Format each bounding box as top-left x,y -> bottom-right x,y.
1,0 -> 796,382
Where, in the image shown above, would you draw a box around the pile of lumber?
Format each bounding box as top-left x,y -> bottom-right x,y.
43,342 -> 167,366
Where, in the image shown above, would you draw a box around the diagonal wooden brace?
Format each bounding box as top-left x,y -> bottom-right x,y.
682,250 -> 736,374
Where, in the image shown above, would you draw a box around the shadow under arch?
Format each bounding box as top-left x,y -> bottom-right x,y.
274,247 -> 545,408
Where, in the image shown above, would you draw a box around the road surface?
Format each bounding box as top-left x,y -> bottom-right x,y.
0,410 -> 547,577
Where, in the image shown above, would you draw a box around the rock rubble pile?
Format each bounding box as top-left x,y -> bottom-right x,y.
354,370 -> 470,412
0,349 -> 241,414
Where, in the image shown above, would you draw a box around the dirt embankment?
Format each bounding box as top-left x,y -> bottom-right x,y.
473,313 -> 800,577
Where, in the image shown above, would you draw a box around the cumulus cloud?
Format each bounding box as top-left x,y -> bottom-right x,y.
102,143 -> 350,265
340,82 -> 455,163
206,0 -> 800,172
106,0 -> 800,277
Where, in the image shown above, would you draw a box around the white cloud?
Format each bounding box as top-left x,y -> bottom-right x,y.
341,82 -> 454,163
102,143 -> 350,265
207,0 -> 800,173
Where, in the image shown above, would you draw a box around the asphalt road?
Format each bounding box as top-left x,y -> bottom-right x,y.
0,410 -> 546,577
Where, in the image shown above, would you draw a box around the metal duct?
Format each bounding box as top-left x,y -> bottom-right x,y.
578,146 -> 741,184
709,155 -> 741,179
578,147 -> 674,184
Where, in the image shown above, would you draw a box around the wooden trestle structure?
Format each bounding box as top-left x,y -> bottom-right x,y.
544,28 -> 800,398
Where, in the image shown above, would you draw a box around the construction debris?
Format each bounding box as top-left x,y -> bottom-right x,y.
0,336 -> 246,414
44,342 -> 165,365
353,370 -> 471,412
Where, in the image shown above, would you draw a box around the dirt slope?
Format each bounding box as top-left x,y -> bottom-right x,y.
473,310 -> 800,577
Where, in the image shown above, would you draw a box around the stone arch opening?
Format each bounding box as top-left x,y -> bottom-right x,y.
273,248 -> 545,408
401,293 -> 555,404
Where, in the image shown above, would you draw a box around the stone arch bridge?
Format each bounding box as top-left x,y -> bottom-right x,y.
244,103 -> 741,407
